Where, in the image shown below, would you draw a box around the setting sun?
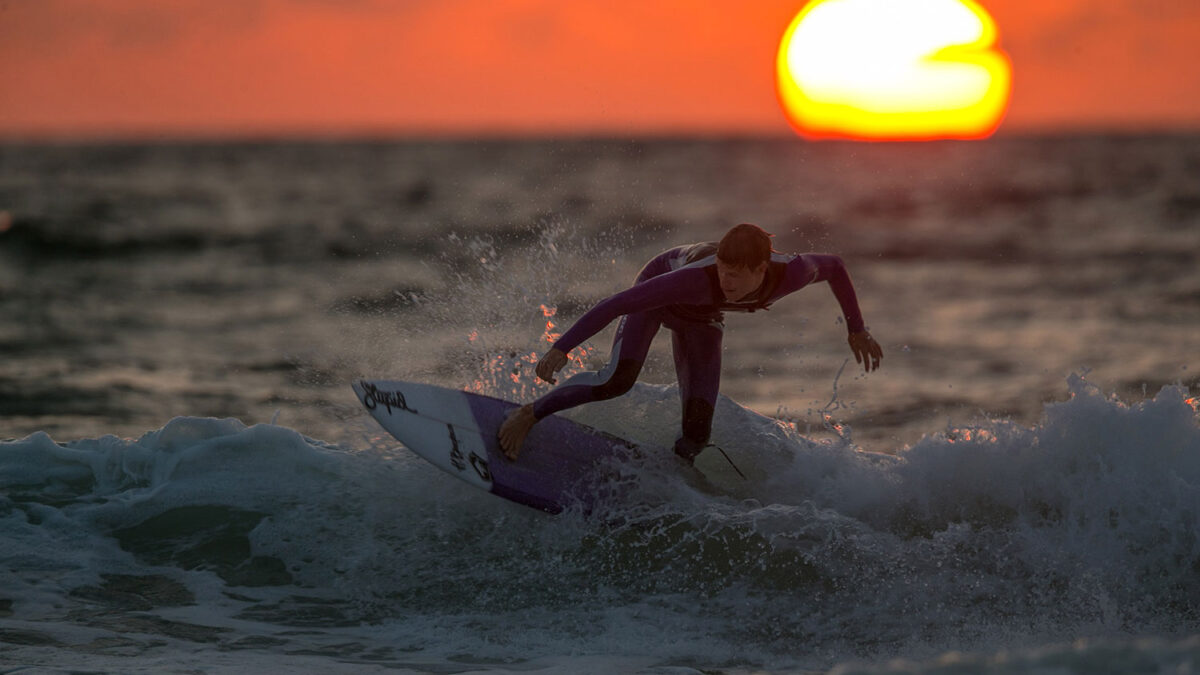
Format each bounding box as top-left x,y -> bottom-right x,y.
776,0 -> 1012,141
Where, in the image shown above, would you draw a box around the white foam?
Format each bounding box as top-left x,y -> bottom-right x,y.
2,375 -> 1198,671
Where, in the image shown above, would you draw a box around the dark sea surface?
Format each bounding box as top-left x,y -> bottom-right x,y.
1,136 -> 1199,673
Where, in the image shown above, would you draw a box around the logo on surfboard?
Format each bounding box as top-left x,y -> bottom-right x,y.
359,381 -> 418,415
447,423 -> 491,482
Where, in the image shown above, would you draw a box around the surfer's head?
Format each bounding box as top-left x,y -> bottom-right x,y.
716,223 -> 772,302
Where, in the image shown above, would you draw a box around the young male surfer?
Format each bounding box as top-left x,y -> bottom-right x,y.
498,223 -> 882,463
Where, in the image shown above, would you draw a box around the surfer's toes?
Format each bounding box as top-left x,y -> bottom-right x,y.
499,404 -> 535,460
500,432 -> 522,461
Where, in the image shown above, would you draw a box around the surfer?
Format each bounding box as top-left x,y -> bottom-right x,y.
498,223 -> 882,463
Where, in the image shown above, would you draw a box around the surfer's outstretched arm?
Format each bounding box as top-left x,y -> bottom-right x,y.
813,255 -> 882,371
781,254 -> 882,372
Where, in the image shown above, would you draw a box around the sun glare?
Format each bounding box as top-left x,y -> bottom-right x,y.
776,0 -> 1012,140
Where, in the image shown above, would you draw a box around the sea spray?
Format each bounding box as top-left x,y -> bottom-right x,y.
3,376 -> 1199,670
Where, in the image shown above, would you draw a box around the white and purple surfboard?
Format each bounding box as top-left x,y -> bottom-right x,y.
352,379 -> 638,513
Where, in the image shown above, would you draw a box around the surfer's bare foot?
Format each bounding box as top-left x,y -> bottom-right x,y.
498,404 -> 537,460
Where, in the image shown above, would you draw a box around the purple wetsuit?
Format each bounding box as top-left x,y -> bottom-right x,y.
532,242 -> 866,460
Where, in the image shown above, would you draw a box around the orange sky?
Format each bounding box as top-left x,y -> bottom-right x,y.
1,0 -> 1199,139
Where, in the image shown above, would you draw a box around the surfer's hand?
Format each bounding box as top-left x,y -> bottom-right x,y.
848,330 -> 882,372
536,348 -> 568,384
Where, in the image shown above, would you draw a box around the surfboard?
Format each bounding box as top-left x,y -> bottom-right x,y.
352,379 -> 640,514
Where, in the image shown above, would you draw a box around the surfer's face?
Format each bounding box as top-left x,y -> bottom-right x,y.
716,259 -> 767,302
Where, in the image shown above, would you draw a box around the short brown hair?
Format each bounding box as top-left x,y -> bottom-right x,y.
717,223 -> 773,268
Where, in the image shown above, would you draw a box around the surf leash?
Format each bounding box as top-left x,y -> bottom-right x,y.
707,443 -> 747,480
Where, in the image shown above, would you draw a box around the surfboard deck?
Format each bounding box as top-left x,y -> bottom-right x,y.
352,379 -> 640,514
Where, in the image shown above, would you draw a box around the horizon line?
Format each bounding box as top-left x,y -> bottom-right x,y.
3,123 -> 1200,145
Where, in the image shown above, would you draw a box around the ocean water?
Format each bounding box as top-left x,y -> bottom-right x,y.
1,136 -> 1199,673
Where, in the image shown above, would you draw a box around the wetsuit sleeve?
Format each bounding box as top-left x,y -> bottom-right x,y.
552,267 -> 712,354
778,254 -> 867,333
